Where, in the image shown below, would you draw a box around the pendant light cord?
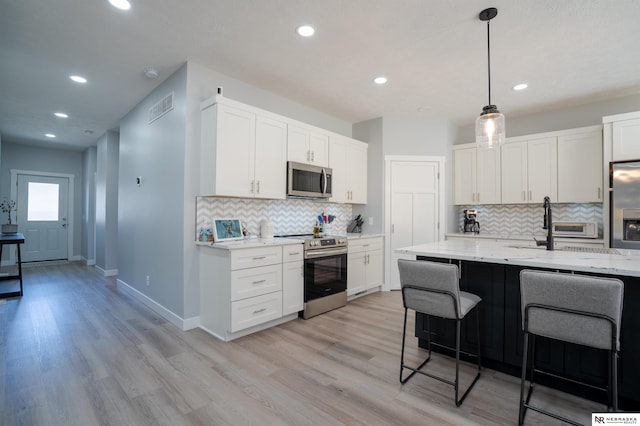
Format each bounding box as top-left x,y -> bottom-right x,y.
486,19 -> 491,106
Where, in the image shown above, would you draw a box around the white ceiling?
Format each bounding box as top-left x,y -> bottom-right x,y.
1,0 -> 640,150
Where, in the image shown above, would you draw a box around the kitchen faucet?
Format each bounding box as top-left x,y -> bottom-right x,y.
535,196 -> 554,251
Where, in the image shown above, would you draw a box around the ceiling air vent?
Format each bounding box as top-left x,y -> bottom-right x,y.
148,92 -> 174,124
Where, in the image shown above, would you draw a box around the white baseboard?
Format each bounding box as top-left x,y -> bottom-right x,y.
116,278 -> 198,331
95,265 -> 118,277
70,255 -> 81,261
85,258 -> 96,266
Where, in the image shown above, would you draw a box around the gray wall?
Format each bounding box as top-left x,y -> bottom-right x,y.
82,146 -> 97,264
116,60 -> 354,322
118,65 -> 188,318
352,116 -> 457,234
0,142 -> 83,258
457,93 -> 640,143
95,132 -> 119,272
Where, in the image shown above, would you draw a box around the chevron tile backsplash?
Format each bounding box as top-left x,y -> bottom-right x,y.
457,204 -> 603,237
196,197 -> 353,240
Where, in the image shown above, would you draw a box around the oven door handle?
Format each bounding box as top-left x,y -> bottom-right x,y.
305,248 -> 348,259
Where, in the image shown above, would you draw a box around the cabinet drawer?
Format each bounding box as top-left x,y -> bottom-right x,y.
282,244 -> 303,263
348,237 -> 383,253
230,292 -> 282,332
231,264 -> 282,301
231,246 -> 282,270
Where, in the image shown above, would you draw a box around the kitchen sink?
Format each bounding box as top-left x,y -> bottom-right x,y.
506,244 -> 619,255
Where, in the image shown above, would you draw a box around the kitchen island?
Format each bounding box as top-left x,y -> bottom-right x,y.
396,239 -> 640,410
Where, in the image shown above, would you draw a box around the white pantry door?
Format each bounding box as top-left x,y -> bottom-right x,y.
16,174 -> 69,262
387,158 -> 442,290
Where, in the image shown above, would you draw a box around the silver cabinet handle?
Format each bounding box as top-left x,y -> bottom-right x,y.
252,279 -> 266,285
311,151 -> 315,162
252,256 -> 267,260
529,190 -> 532,201
598,187 -> 601,199
256,181 -> 260,194
522,190 -> 526,201
253,308 -> 266,314
288,251 -> 299,256
251,180 -> 255,193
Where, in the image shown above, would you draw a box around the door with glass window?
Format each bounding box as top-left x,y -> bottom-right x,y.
16,175 -> 69,262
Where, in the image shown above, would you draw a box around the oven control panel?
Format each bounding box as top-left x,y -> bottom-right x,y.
305,237 -> 348,249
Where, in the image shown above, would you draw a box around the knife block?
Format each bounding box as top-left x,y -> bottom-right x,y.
347,220 -> 361,233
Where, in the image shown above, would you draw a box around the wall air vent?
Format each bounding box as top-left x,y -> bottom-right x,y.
148,92 -> 174,124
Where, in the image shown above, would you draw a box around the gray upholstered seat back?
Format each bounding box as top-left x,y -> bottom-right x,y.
398,259 -> 461,319
520,270 -> 624,351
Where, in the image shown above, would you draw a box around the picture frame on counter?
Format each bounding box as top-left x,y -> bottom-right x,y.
212,218 -> 243,241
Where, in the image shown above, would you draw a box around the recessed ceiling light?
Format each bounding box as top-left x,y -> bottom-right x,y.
296,25 -> 315,37
54,112 -> 68,118
513,83 -> 528,91
144,68 -> 159,79
109,0 -> 131,10
45,133 -> 56,138
69,75 -> 87,84
373,76 -> 388,85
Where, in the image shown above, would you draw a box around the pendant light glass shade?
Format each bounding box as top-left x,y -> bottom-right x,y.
476,106 -> 505,149
476,7 -> 505,149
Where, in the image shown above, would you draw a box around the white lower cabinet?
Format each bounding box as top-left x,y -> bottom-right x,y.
347,236 -> 383,296
230,292 -> 283,333
282,244 -> 304,316
199,243 -> 303,341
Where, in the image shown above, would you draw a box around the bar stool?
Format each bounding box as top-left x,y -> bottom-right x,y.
519,269 -> 624,426
398,259 -> 482,406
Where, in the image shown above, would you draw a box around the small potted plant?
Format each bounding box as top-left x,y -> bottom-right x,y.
1,199 -> 18,234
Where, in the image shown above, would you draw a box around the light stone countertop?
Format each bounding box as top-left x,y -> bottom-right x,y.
445,232 -> 605,245
197,237 -> 304,250
346,233 -> 384,239
397,239 -> 640,277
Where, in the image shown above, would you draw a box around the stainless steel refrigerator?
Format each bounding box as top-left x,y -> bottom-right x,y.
610,161 -> 640,249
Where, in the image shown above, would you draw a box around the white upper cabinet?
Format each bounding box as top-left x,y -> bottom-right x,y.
287,124 -> 329,167
501,137 -> 557,204
254,115 -> 287,199
200,97 -> 286,199
453,145 -> 500,205
612,117 -> 640,161
557,129 -> 603,203
329,135 -> 368,204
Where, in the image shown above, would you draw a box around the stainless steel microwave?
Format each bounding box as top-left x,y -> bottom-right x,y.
552,221 -> 598,238
287,161 -> 332,198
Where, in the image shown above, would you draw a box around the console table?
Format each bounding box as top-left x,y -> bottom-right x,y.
0,233 -> 25,298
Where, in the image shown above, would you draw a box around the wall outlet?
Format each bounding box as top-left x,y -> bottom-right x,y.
369,217 -> 374,225
146,275 -> 150,286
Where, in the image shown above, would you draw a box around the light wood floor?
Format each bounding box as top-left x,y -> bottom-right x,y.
0,262 -> 605,425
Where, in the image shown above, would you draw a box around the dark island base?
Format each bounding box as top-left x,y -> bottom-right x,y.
415,256 -> 640,411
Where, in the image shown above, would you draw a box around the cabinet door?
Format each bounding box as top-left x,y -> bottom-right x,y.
346,141 -> 367,204
287,125 -> 311,164
254,115 -> 287,199
309,132 -> 329,167
454,147 -> 476,205
329,137 -> 348,203
364,249 -> 383,289
613,118 -> 640,161
209,104 -> 255,197
347,251 -> 366,296
501,142 -> 527,203
527,137 -> 557,203
557,131 -> 603,203
282,261 -> 303,315
476,147 -> 501,204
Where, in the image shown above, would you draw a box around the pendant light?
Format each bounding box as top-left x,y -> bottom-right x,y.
475,7 -> 505,149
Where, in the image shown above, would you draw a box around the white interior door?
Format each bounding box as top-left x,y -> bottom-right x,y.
387,159 -> 441,290
16,174 -> 69,262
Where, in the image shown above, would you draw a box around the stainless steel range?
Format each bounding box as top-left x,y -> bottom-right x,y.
279,234 -> 348,319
